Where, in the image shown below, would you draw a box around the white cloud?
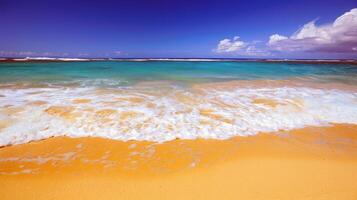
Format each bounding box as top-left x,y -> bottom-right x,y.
268,34 -> 288,45
216,36 -> 246,53
0,51 -> 36,57
268,8 -> 357,53
215,36 -> 270,56
244,45 -> 271,56
0,51 -> 74,57
215,8 -> 357,57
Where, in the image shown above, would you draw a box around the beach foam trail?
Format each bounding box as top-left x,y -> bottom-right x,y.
0,82 -> 357,146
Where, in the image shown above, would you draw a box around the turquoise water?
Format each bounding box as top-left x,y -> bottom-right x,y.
1,61 -> 357,145
0,61 -> 356,86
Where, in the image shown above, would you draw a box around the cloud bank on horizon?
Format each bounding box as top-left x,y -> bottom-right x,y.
216,8 -> 357,57
0,51 -> 123,58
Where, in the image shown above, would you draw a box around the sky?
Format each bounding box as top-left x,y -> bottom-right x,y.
0,0 -> 356,59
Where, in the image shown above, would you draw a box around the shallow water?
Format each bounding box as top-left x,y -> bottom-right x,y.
0,61 -> 356,85
0,61 -> 356,146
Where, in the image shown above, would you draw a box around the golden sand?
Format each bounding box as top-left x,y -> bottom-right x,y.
0,124 -> 357,199
72,99 -> 92,104
192,79 -> 357,92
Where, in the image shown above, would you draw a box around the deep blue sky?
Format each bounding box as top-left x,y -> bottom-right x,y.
0,0 -> 356,58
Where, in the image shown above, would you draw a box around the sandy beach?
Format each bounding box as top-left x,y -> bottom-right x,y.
0,63 -> 356,199
1,124 -> 357,200
2,2 -> 357,199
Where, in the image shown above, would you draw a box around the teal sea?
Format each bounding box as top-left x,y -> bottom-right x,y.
0,61 -> 356,86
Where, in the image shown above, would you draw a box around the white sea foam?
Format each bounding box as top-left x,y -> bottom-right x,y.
0,85 -> 356,146
56,58 -> 90,61
37,79 -> 129,87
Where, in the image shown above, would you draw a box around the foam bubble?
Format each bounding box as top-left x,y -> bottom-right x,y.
0,85 -> 356,146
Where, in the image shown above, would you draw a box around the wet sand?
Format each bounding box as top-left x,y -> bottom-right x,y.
1,124 -> 357,199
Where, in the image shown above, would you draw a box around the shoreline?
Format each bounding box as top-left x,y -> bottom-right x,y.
1,124 -> 357,199
1,79 -> 357,146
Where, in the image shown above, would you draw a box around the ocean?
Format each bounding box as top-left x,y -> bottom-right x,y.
0,61 -> 356,146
